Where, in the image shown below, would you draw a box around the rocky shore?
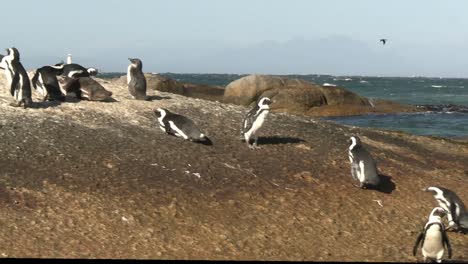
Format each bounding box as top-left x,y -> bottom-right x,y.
0,73 -> 466,261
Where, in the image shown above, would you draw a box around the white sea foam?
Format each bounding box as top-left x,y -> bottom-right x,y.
323,83 -> 337,87
431,85 -> 446,88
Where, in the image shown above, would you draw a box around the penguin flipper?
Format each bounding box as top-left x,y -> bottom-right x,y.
442,230 -> 452,259
412,231 -> 424,256
350,163 -> 360,181
163,121 -> 173,135
10,72 -> 20,96
31,70 -> 40,90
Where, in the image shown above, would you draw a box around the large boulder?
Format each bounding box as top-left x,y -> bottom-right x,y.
118,73 -> 224,101
222,74 -> 419,116
146,74 -> 185,95
223,75 -> 286,106
223,74 -> 376,115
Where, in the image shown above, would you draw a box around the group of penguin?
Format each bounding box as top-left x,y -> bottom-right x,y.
350,136 -> 467,262
1,47 -> 466,262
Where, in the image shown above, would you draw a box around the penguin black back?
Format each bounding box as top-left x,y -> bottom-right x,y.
32,66 -> 66,101
54,63 -> 97,78
154,108 -> 209,143
424,186 -> 467,231
348,136 -> 380,188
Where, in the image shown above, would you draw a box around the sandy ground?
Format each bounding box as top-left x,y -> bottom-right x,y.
0,75 -> 466,261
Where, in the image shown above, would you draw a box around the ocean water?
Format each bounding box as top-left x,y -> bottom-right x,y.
99,73 -> 468,139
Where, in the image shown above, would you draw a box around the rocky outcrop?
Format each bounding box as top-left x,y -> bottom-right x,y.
117,74 -> 224,102
0,72 -> 466,261
223,74 -> 418,116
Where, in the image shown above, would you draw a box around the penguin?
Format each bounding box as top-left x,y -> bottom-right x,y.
413,207 -> 452,263
31,66 -> 66,102
423,186 -> 468,232
240,97 -> 272,149
153,108 -> 210,143
54,62 -> 98,78
58,76 -> 112,101
127,58 -> 151,101
348,136 -> 381,188
1,48 -> 33,108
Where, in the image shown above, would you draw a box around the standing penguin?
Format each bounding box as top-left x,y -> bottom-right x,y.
153,108 -> 210,143
348,136 -> 381,189
240,97 -> 272,149
423,186 -> 468,232
1,48 -> 33,108
127,58 -> 150,101
413,207 -> 452,263
31,66 -> 66,101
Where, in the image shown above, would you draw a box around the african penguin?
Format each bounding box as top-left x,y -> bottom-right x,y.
240,97 -> 272,149
127,58 -> 150,101
1,48 -> 33,108
58,76 -> 112,101
348,136 -> 381,189
423,186 -> 468,232
413,207 -> 452,263
54,62 -> 98,78
153,108 -> 210,143
31,66 -> 66,101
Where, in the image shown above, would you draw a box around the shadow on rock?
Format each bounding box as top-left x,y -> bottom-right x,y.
148,95 -> 172,101
366,174 -> 396,194
258,136 -> 306,145
196,137 -> 213,146
100,97 -> 119,103
28,101 -> 62,109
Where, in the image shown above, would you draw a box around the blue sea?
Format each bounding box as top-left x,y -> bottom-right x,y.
100,73 -> 468,139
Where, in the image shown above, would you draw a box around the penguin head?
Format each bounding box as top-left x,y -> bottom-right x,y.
128,58 -> 143,69
87,68 -> 98,76
349,136 -> 362,150
422,186 -> 443,195
429,207 -> 447,219
7,47 -> 20,61
258,97 -> 272,109
153,108 -> 167,119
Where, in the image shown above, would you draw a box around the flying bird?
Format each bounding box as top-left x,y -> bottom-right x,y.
380,39 -> 388,45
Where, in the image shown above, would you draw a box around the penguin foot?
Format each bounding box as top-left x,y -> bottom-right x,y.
9,101 -> 21,107
248,144 -> 261,150
353,183 -> 364,188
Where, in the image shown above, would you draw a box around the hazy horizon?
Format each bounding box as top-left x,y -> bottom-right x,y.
2,0 -> 468,78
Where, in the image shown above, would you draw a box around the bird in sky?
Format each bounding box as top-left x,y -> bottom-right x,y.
380,39 -> 388,45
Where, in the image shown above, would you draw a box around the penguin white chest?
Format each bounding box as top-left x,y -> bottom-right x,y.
168,121 -> 189,139
357,161 -> 366,182
127,65 -> 133,84
249,111 -> 268,135
422,227 -> 444,260
36,73 -> 47,96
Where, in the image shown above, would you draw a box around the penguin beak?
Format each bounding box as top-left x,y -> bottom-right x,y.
421,187 -> 429,192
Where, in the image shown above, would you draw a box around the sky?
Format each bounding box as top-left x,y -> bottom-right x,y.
1,0 -> 468,77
